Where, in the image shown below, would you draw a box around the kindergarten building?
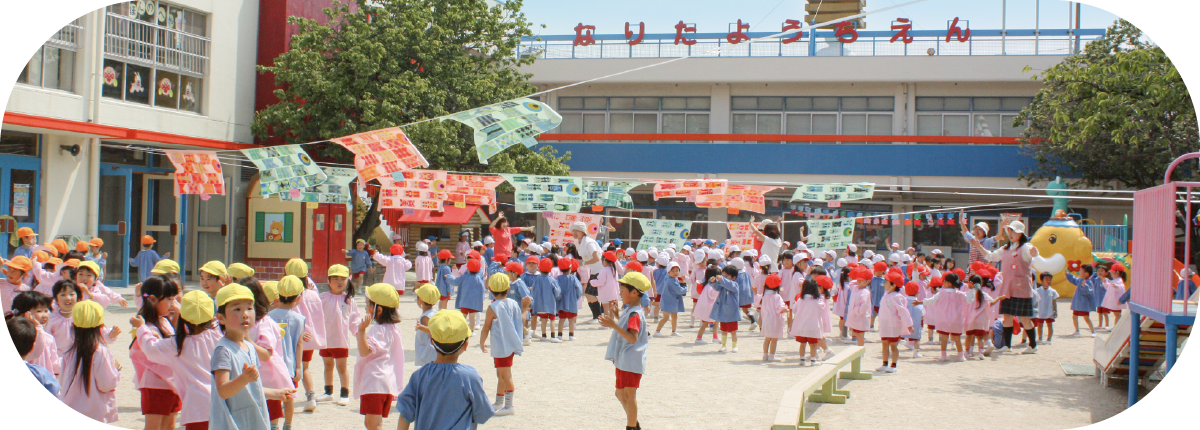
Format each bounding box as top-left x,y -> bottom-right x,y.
518,19 -> 1134,262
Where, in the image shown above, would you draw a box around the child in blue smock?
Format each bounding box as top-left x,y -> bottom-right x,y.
709,265 -> 743,353
448,259 -> 486,330
343,239 -> 371,287
413,284 -> 440,367
479,273 -> 524,417
396,310 -> 495,430
1065,265 -> 1098,336
902,281 -> 925,358
128,235 -> 168,283
433,250 -> 455,310
1032,273 -> 1060,345
210,284 -> 295,430
530,258 -> 562,343
555,258 -> 584,341
732,258 -> 757,329
504,262 -> 532,346
653,263 -> 688,337
600,271 -> 651,430
869,262 -> 887,329
1177,268 -> 1197,301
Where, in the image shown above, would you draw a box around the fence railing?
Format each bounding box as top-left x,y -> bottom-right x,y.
46,19 -> 83,50
1082,224 -> 1128,253
104,12 -> 209,77
520,28 -> 1106,60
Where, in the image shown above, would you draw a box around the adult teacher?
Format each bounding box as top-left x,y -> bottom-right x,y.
749,216 -> 783,270
572,221 -> 605,324
489,211 -> 534,263
960,209 -> 1001,265
969,220 -> 1040,355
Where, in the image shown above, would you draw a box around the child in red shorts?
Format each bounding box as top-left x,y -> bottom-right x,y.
601,272 -> 652,430
353,284 -> 405,430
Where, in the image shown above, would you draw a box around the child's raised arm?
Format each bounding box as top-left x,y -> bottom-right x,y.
356,315 -> 372,358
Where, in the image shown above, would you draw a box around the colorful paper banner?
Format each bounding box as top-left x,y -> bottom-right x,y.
329,127 -> 429,183
651,179 -> 727,201
695,185 -> 780,213
164,149 -> 225,199
726,222 -> 757,248
279,167 -> 357,204
379,170 -> 448,211
241,144 -> 328,197
499,174 -> 584,213
790,183 -> 875,202
445,174 -> 505,212
636,219 -> 692,251
583,180 -> 642,209
443,98 -> 563,164
805,218 -> 856,250
546,212 -> 603,246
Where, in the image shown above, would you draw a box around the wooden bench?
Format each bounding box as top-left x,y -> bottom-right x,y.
827,346 -> 872,381
771,346 -> 870,430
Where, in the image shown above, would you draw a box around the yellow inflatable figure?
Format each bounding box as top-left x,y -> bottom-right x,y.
1030,211 -> 1094,298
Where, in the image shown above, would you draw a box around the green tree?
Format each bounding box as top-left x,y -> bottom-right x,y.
1016,19 -> 1197,189
252,0 -> 570,240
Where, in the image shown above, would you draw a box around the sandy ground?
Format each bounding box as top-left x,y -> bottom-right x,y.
92,282 -> 1129,430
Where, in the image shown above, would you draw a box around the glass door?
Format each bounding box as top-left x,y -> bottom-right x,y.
0,163 -> 40,259
143,174 -> 180,266
98,167 -> 133,286
189,178 -> 229,282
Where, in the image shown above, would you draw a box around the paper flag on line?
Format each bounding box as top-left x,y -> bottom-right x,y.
379,170 -> 448,211
445,174 -> 506,213
726,222 -> 757,248
329,127 -> 429,183
163,149 -> 225,200
499,174 -> 584,213
651,179 -> 727,201
583,180 -> 642,210
280,167 -> 357,204
546,212 -> 603,246
241,144 -> 328,197
695,185 -> 780,214
443,98 -> 563,164
636,219 -> 692,251
805,218 -> 856,250
790,183 -> 875,202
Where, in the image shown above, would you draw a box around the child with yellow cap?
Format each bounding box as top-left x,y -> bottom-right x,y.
317,264 -> 361,407
129,235 -> 171,283
601,272 -> 653,430
210,283 -> 295,430
76,260 -> 127,309
134,290 -> 223,430
479,273 -> 524,416
284,258 -> 326,411
57,300 -> 123,423
396,310 -> 495,430
353,283 -> 405,430
412,284 -> 441,367
239,278 -> 294,428
267,277 -> 311,424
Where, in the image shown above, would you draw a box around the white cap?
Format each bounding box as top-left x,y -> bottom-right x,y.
729,245 -> 741,253
891,242 -> 900,249
863,250 -> 875,259
636,250 -> 648,261
813,258 -> 824,266
1007,221 -> 1026,235
667,243 -> 677,249
668,262 -> 680,271
483,236 -> 495,245
682,245 -> 692,252
648,246 -> 658,254
824,250 -> 835,259
729,259 -> 745,270
848,244 -> 858,252
1182,268 -> 1193,277
836,257 -> 848,268
975,222 -> 990,235
416,242 -> 429,252
541,242 -> 551,250
872,254 -> 885,263
528,244 -> 543,254
665,248 -> 676,258
740,250 -> 754,258
758,256 -> 772,266
625,248 -> 636,257
795,242 -> 808,251
707,249 -> 723,261
901,254 -> 912,262
522,238 -> 532,244
889,253 -> 902,263
761,219 -> 774,225
748,249 -> 759,257
655,255 -> 670,266
793,253 -> 809,264
471,241 -> 483,248
570,221 -> 587,233
931,248 -> 943,255
423,238 -> 431,243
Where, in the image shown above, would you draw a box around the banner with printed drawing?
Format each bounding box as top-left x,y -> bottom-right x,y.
651,179 -> 727,201
726,222 -> 757,249
790,183 -> 875,202
445,174 -> 506,212
164,149 -> 225,199
546,212 -> 603,246
279,167 -> 357,204
443,98 -> 563,164
241,144 -> 328,197
329,127 -> 429,183
583,180 -> 642,209
378,170 -> 448,211
804,218 -> 856,251
499,174 -> 584,213
636,219 -> 692,251
695,185 -> 780,213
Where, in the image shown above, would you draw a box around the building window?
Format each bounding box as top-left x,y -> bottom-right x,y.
17,19 -> 81,92
732,96 -> 894,143
916,97 -> 1031,137
103,1 -> 209,114
0,131 -> 40,157
557,97 -> 711,135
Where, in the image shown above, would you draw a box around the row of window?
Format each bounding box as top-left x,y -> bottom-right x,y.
560,112 -> 710,134
558,97 -> 712,111
108,1 -> 208,38
733,96 -> 895,112
102,59 -> 203,113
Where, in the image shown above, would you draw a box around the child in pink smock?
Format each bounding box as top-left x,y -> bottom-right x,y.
759,273 -> 787,362
844,266 -> 874,347
57,301 -> 121,423
128,277 -> 182,429
876,274 -> 914,373
47,280 -> 118,356
353,284 -> 406,430
374,244 -> 414,295
918,273 -> 969,362
963,274 -> 1000,360
286,258 -> 326,410
692,266 -> 721,344
1103,264 -> 1129,319
10,291 -> 60,375
137,290 -> 223,430
590,251 -> 622,313
318,271 -> 362,406
76,261 -> 127,309
789,278 -> 831,366
414,242 -> 434,284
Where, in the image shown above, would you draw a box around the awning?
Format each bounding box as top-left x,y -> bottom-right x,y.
382,205 -> 487,229
2,112 -> 256,150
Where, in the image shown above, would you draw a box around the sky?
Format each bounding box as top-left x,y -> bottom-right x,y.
518,0 -> 1121,36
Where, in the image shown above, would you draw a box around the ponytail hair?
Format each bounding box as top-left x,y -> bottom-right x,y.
68,324 -> 103,395
137,277 -> 180,340
969,274 -> 985,309
943,272 -> 962,289
343,278 -> 356,305
174,317 -> 214,356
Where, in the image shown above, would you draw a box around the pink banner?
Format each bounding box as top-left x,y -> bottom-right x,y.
445,174 -> 505,213
651,179 -> 727,201
330,127 -> 429,183
727,222 -> 756,248
696,185 -> 780,213
378,170 -> 446,211
164,149 -> 225,199
546,212 -> 602,246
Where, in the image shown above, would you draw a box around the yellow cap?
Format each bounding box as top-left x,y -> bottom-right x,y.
366,283 -> 400,308
72,300 -> 105,329
415,283 -> 440,305
216,283 -> 255,307
619,272 -> 652,292
488,273 -> 510,293
77,260 -> 101,276
327,264 -> 350,278
228,263 -> 255,279
180,290 -> 215,325
261,281 -> 280,303
278,275 -> 306,297
150,259 -> 180,275
429,309 -> 471,344
285,258 -> 309,278
199,261 -> 227,277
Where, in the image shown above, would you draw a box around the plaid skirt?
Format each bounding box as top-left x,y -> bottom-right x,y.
999,297 -> 1034,317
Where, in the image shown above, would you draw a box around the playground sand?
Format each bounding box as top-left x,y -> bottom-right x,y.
101,295 -> 1127,430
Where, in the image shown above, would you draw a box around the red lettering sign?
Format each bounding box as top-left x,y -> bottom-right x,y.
946,17 -> 970,42
781,19 -> 803,44
834,21 -> 858,44
890,18 -> 914,44
674,21 -> 697,45
573,23 -> 596,46
726,19 -> 750,44
625,21 -> 645,45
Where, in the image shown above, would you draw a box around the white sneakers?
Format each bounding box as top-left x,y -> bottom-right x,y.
875,365 -> 890,372
315,394 -> 334,403
568,335 -> 576,341
337,397 -> 349,406
749,323 -> 759,331
548,337 -> 563,343
823,349 -> 836,361
1044,339 -> 1052,345
303,398 -> 317,412
494,406 -> 515,416
885,367 -> 898,373
694,338 -> 708,344
718,346 -> 728,353
1023,346 -> 1038,354
912,351 -> 923,359
731,346 -> 739,353
670,332 -> 681,337
522,338 -> 531,346
653,332 -> 668,338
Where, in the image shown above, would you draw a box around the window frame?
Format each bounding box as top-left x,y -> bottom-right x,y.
915,97 -> 1033,138
731,96 -> 896,143
556,96 -> 712,136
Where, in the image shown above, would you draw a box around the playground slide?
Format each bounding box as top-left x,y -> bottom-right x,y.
1093,313 -> 1191,388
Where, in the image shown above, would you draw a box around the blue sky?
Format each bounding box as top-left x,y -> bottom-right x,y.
519,0 -> 1120,36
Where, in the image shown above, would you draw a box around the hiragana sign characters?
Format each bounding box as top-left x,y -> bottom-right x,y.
674,21 -> 697,45
891,18 -> 914,44
625,22 -> 645,45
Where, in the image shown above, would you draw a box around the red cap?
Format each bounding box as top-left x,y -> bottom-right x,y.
969,261 -> 986,273
904,281 -> 919,296
626,261 -> 643,273
929,276 -> 944,288
953,268 -> 966,280
888,266 -> 903,276
558,258 -> 572,271
1111,263 -> 1126,273
390,243 -> 404,255
603,250 -> 618,262
493,254 -> 507,263
918,265 -> 930,276
526,256 -> 540,265
468,250 -> 482,261
978,266 -> 997,280
846,262 -> 859,269
569,259 -> 580,272
467,259 -> 482,273
814,275 -> 833,290
851,266 -> 873,281
873,261 -> 888,272
765,273 -> 782,288
438,249 -> 453,260
505,261 -> 524,275
539,258 -> 554,273
886,273 -> 905,287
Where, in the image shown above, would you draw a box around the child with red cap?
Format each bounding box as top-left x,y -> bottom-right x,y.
447,259 -> 487,330
530,258 -> 563,343
434,250 -> 456,310
964,274 -> 1002,360
555,259 -> 584,340
790,277 -> 830,365
902,281 -> 925,358
759,273 -> 787,362
876,273 -> 914,373
373,243 -> 413,295
844,265 -> 874,347
915,272 -> 970,361
590,251 -> 622,314
868,261 -> 887,331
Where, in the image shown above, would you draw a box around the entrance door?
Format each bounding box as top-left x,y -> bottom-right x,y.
310,203 -> 348,284
189,179 -> 229,282
0,158 -> 40,259
143,174 -> 181,272
98,167 -> 133,286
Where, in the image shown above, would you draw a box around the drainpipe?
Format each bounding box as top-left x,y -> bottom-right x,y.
86,10 -> 105,237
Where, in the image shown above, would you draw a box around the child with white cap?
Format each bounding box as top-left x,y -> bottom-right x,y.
482,236 -> 496,263
731,258 -> 756,330
397,310 -> 495,429
653,262 -> 687,337
414,242 -> 434,286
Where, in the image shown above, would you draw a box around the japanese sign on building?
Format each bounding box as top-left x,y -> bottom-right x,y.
570,17 -> 972,46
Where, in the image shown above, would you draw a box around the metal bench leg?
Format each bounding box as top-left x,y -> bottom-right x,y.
809,377 -> 847,404
838,356 -> 873,380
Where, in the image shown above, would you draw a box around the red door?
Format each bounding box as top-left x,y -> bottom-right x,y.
310,204 -> 349,283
